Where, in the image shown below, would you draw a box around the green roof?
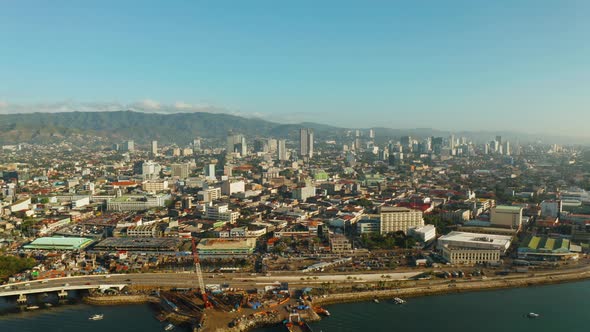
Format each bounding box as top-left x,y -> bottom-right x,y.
528,236 -> 541,250
24,237 -> 94,250
544,238 -> 555,250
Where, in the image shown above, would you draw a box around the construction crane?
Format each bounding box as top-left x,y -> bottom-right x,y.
191,236 -> 213,309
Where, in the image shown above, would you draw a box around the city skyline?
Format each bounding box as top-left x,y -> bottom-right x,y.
1,1 -> 590,135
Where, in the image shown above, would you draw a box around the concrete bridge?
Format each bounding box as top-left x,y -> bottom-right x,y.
0,283 -> 127,298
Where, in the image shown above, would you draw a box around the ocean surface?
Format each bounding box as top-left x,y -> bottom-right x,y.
1,281 -> 589,332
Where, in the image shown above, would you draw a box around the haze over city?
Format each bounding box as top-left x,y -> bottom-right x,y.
1,1 -> 589,135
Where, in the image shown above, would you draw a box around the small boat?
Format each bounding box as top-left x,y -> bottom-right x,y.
43,303 -> 53,307
89,314 -> 104,321
393,297 -> 406,304
25,305 -> 40,310
373,298 -> 380,303
527,313 -> 540,318
164,323 -> 175,331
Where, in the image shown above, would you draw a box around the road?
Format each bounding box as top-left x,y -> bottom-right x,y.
0,270 -> 422,297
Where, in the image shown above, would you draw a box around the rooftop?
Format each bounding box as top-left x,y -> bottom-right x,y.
438,231 -> 512,246
24,237 -> 94,250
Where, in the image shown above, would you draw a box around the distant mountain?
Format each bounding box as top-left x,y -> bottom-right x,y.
0,110 -> 342,145
0,110 -> 586,145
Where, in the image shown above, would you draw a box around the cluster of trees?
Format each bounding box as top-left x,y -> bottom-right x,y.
0,255 -> 37,280
360,232 -> 416,249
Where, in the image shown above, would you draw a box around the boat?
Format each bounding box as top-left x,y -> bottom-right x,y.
25,305 -> 40,310
89,314 -> 104,321
164,323 -> 175,331
373,298 -> 380,303
43,303 -> 53,307
527,312 -> 540,318
313,306 -> 331,317
393,297 -> 406,304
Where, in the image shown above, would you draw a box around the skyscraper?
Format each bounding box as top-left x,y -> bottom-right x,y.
227,133 -> 247,156
299,128 -> 314,158
369,129 -> 375,139
277,139 -> 288,161
151,140 -> 158,155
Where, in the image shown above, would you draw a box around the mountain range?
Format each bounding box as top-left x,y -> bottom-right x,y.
0,110 -> 586,145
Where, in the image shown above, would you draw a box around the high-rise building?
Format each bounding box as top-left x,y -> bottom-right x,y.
193,138 -> 201,151
449,134 -> 456,150
277,139 -> 288,161
204,164 -> 216,180
124,140 -> 135,152
503,141 -> 511,155
227,133 -> 247,156
369,129 -> 375,139
151,140 -> 158,155
299,128 -> 314,158
142,160 -> 161,180
171,163 -> 190,179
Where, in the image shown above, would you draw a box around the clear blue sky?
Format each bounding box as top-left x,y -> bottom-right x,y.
0,1 -> 589,134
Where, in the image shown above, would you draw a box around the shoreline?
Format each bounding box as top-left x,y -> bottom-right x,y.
75,268 -> 590,331
312,268 -> 590,306
83,294 -> 160,306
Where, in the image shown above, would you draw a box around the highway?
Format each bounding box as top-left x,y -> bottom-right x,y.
0,271 -> 421,297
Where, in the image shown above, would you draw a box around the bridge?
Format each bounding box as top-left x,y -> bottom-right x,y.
0,283 -> 127,298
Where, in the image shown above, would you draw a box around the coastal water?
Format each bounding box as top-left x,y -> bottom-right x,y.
1,281 -> 589,331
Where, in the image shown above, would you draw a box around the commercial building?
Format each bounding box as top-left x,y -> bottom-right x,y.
198,187 -> 222,202
408,224 -> 436,242
204,204 -> 240,223
299,128 -> 314,158
94,237 -> 180,252
441,246 -> 501,265
292,186 -> 316,202
151,140 -> 158,155
437,231 -> 512,265
171,163 -> 190,179
197,238 -> 256,258
221,180 -> 245,196
379,207 -> 424,234
204,164 -> 216,180
227,133 -> 247,156
107,194 -> 170,211
24,237 -> 94,250
357,218 -> 380,234
142,160 -> 161,180
277,139 -> 288,161
330,235 -> 353,253
437,231 -> 512,253
540,200 -> 562,218
491,206 -> 523,229
126,224 -> 162,237
517,235 -> 575,260
142,180 -> 169,193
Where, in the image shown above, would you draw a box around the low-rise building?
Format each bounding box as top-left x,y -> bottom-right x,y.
197,238 -> 256,258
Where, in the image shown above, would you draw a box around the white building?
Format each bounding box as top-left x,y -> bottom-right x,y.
72,197 -> 90,208
204,204 -> 239,223
299,128 -> 314,158
379,207 -> 424,234
441,245 -> 501,265
107,194 -> 170,211
408,224 -> 436,242
221,180 -> 245,196
198,187 -> 222,202
437,231 -> 512,253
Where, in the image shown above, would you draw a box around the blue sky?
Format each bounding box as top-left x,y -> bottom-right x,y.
0,1 -> 589,134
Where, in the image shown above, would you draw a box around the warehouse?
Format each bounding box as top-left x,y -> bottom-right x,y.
197,238 -> 256,259
23,237 -> 94,250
